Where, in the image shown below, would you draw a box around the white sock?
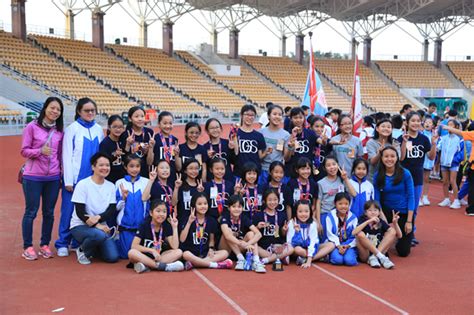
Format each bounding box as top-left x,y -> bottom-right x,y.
261,258 -> 269,264
253,254 -> 260,263
375,252 -> 385,259
237,254 -> 245,261
209,262 -> 218,268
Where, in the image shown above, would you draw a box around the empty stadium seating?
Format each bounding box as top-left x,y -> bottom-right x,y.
241,55 -> 352,112
446,61 -> 474,90
375,61 -> 454,89
0,104 -> 23,124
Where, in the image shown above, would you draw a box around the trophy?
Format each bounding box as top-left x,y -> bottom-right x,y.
271,244 -> 285,271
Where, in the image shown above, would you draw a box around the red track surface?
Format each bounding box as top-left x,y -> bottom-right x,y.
1,129 -> 473,314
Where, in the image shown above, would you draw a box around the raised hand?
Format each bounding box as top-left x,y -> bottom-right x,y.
392,210 -> 400,224
169,211 -> 179,229
207,147 -> 215,159
120,183 -> 129,200
293,219 -> 301,232
338,165 -> 348,180
402,132 -> 410,143
188,207 -> 196,224
41,143 -> 52,156
234,178 -> 243,194
175,173 -> 183,188
173,144 -> 180,157
197,179 -> 204,192
282,220 -> 289,233
148,132 -> 156,148
148,165 -> 157,181
126,130 -> 135,146
369,216 -> 380,225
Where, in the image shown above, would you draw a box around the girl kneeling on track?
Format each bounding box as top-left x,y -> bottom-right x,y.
219,195 -> 265,273
326,192 -> 358,266
128,200 -> 184,273
180,192 -> 232,270
287,200 -> 335,269
353,201 -> 402,269
253,189 -> 294,265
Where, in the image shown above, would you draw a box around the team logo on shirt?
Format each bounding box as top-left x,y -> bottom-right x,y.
263,223 -> 276,236
242,195 -> 261,211
213,152 -> 228,165
366,233 -> 381,247
192,231 -> 208,245
159,147 -> 175,161
295,140 -> 310,154
407,145 -> 425,159
210,192 -> 229,208
239,139 -> 258,154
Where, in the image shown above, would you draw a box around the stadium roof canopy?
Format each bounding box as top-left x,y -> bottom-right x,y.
187,0 -> 473,23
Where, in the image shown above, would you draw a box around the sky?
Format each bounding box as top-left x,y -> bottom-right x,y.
1,0 -> 473,61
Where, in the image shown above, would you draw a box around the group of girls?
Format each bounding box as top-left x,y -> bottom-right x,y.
20,98 -> 470,273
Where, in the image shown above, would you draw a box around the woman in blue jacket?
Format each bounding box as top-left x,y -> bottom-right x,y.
374,146 -> 415,257
55,98 -> 104,257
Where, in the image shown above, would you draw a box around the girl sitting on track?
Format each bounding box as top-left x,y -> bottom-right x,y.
287,200 -> 335,269
219,195 -> 265,273
253,189 -> 293,265
353,201 -> 401,269
180,192 -> 232,270
114,155 -> 150,259
128,200 -> 184,273
326,192 -> 358,266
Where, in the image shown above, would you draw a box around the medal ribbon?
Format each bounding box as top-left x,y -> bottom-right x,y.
160,182 -> 174,215
245,185 -> 259,218
213,180 -> 226,215
195,218 -> 207,256
338,214 -> 348,243
297,179 -> 310,200
264,211 -> 278,239
159,133 -> 174,163
151,223 -> 163,253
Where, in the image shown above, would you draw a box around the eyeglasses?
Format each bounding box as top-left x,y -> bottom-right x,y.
82,109 -> 96,113
243,113 -> 255,117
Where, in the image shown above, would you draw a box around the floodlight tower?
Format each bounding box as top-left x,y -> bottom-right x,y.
118,0 -> 162,47
51,0 -> 87,39
11,0 -> 27,41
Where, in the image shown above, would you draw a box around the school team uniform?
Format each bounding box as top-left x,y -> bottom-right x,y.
152,133 -> 179,184
204,139 -> 234,182
312,142 -> 331,182
180,217 -> 219,258
421,130 -> 435,171
204,180 -> 234,219
115,175 -> 150,259
220,212 -> 253,240
348,175 -> 374,219
317,177 -> 347,240
438,134 -> 464,171
326,209 -> 358,266
284,178 -> 318,218
285,129 -> 318,178
331,135 -> 364,174
241,185 -> 264,220
99,136 -> 126,183
179,143 -> 209,179
56,119 -> 103,250
286,220 -> 320,257
120,126 -> 154,178
261,183 -> 286,213
252,211 -> 287,251
233,129 -> 266,178
134,220 -> 173,260
150,181 -> 175,215
176,184 -> 200,222
358,215 -> 390,248
258,127 -> 290,184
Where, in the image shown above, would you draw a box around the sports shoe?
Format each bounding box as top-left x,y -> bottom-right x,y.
367,255 -> 381,268
296,256 -> 306,266
252,261 -> 267,273
217,259 -> 233,269
185,261 -> 194,271
282,256 -> 290,265
460,199 -> 468,206
412,238 -> 420,245
379,255 -> 395,269
57,247 -> 69,257
134,262 -> 150,274
465,210 -> 474,216
450,199 -> 461,209
422,195 -> 430,206
165,261 -> 184,272
418,198 -> 424,206
438,198 -> 451,207
22,247 -> 38,260
75,247 -> 91,265
38,245 -> 53,259
235,259 -> 245,271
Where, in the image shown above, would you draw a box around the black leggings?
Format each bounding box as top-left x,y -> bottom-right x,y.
467,168 -> 474,213
383,210 -> 414,257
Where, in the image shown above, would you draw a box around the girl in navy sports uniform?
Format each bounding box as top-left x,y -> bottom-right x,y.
309,115 -> 331,182
120,106 -> 154,178
204,158 -> 234,220
348,158 -> 375,219
172,158 -> 205,222
286,200 -> 335,268
149,111 -> 180,184
142,160 -> 174,215
180,193 -> 232,270
284,157 -> 318,220
235,162 -> 263,220
99,115 -> 126,183
253,189 -> 293,265
114,155 -> 150,258
219,195 -> 265,273
354,201 -> 401,269
233,105 -> 267,178
178,122 -> 208,181
128,200 -> 184,273
261,161 -> 286,213
204,118 -> 235,182
326,192 -> 358,266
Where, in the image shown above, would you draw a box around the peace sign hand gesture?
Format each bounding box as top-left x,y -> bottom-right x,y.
197,179 -> 204,192
148,131 -> 156,149
120,183 -> 129,200
338,165 -> 348,181
234,178 -> 243,194
293,219 -> 301,232
148,165 -> 157,182
169,211 -> 179,229
188,207 -> 196,224
175,173 -> 183,188
126,130 -> 135,146
392,210 -> 400,224
282,220 -> 289,233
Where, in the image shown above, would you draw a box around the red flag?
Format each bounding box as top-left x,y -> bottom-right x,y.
351,56 -> 362,137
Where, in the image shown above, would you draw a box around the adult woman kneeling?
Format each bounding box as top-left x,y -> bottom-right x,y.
70,152 -> 119,264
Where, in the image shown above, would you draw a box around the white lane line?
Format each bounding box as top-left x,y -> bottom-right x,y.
192,269 -> 247,315
312,264 -> 409,315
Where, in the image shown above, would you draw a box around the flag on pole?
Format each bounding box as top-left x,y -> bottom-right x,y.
351,56 -> 363,137
301,41 -> 328,116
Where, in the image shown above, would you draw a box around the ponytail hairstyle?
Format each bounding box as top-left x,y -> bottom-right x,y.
375,146 -> 404,189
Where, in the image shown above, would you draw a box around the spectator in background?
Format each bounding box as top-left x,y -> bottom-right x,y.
391,114 -> 404,140
258,102 -> 273,128
439,109 -> 458,137
283,106 -> 292,131
428,102 -> 438,118
400,104 -> 413,120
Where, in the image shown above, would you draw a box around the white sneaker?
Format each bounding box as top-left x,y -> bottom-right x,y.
296,256 -> 306,266
418,198 -> 424,207
422,195 -> 430,206
367,255 -> 381,268
165,261 -> 184,272
460,199 -> 468,206
438,198 -> 451,207
252,261 -> 266,273
134,262 -> 150,274
57,247 -> 69,257
450,199 -> 461,209
379,255 -> 395,269
75,248 -> 91,265
235,259 -> 245,271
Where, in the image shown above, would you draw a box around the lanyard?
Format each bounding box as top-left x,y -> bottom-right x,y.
159,132 -> 174,162
195,218 -> 207,256
213,180 -> 226,215
264,210 -> 278,237
270,183 -> 282,195
230,215 -> 241,234
159,182 -> 174,215
245,185 -> 259,218
209,140 -> 222,156
297,179 -> 310,200
151,223 -> 163,253
313,144 -> 321,168
338,215 -> 348,243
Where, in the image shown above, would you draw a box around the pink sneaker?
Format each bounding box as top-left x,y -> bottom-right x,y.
217,259 -> 233,269
39,245 -> 54,259
22,247 -> 38,260
185,261 -> 194,271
